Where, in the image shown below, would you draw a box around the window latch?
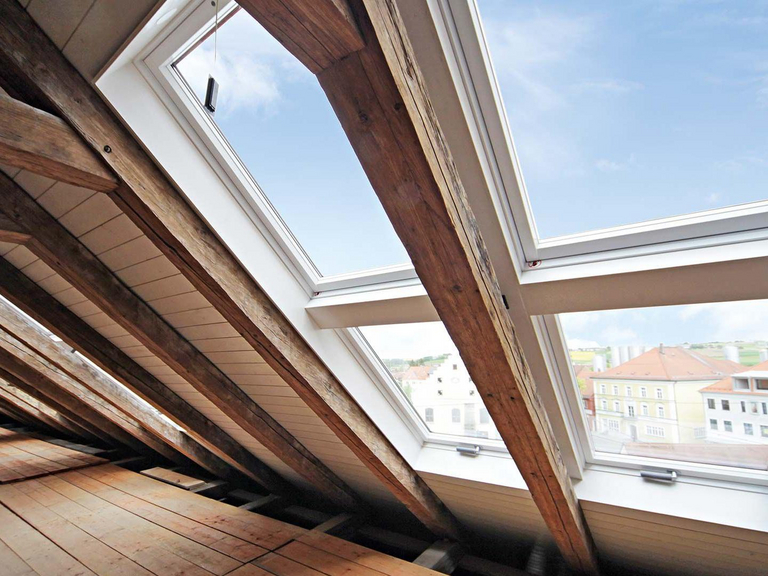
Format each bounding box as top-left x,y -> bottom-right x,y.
456,445 -> 480,457
640,469 -> 677,483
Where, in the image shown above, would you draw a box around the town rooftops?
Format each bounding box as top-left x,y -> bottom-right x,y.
593,346 -> 743,381
700,361 -> 768,394
400,365 -> 434,381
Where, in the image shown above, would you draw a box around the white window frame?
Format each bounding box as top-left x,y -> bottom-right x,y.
130,0 -> 768,490
443,0 -> 768,268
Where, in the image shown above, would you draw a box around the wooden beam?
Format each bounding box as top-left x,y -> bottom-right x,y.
311,512 -> 365,538
0,334 -> 182,462
0,175 -> 357,509
236,0 -> 364,73
0,258 -> 294,495
0,399 -> 33,427
0,213 -> 31,243
0,383 -> 100,442
0,2 -> 462,539
0,94 -> 117,192
243,0 -> 597,570
413,540 -> 465,574
0,364 -> 120,448
0,381 -> 80,438
0,297 -> 248,481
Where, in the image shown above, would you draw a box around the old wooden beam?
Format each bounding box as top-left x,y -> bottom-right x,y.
236,0 -> 364,73
0,257 -> 293,495
0,213 -> 31,243
0,335 -> 182,461
239,0 -> 598,571
0,381 -> 78,438
0,174 -> 357,509
0,296 -> 249,481
0,3 -> 461,535
0,94 -> 117,191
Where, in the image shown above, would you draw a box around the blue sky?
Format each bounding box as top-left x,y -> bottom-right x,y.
176,10 -> 409,277
479,0 -> 768,238
561,299 -> 768,349
175,4 -> 768,356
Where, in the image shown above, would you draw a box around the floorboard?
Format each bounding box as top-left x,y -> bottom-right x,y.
0,464 -> 442,575
0,428 -> 105,482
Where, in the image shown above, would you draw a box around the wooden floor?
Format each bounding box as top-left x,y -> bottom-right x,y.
0,463 -> 442,575
0,428 -> 106,483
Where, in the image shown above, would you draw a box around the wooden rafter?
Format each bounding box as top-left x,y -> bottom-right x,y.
237,0 -> 599,572
0,336 -> 181,461
0,256 -> 294,495
0,94 -> 117,192
0,381 -> 83,439
0,173 -> 359,509
0,299 -> 241,480
0,2 -> 462,538
0,212 -> 31,243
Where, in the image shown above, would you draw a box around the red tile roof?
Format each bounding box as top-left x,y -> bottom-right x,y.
700,359 -> 768,394
593,347 -> 742,381
400,365 -> 433,381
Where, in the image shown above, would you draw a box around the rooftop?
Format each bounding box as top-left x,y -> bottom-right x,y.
593,346 -> 743,382
701,361 -> 768,394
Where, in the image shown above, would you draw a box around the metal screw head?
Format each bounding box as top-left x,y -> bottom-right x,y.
103,145 -> 112,154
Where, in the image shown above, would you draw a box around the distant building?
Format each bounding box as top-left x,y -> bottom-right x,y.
592,346 -> 742,445
700,361 -> 768,444
398,353 -> 500,440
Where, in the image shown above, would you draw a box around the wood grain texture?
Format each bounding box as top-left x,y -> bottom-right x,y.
0,213 -> 32,243
0,1 -> 459,537
0,256 -> 293,494
236,0 -> 364,73
0,332 -> 180,460
0,174 -> 356,508
0,382 -> 77,438
0,94 -> 117,191
0,300 -> 237,480
309,1 -> 598,572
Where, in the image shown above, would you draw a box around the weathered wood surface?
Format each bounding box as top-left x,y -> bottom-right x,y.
237,0 -> 364,73
0,255 -> 293,494
0,428 -> 105,483
0,382 -> 77,438
0,173 -> 356,508
0,93 -> 117,191
307,0 -> 597,570
141,467 -> 207,490
0,1 -> 461,536
0,334 -> 180,461
0,296 -> 241,480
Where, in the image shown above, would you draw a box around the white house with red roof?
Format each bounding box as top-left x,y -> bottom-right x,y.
591,345 -> 742,448
700,361 -> 768,444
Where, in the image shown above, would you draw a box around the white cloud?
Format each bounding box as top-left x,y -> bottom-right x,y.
360,322 -> 457,360
705,192 -> 722,204
567,338 -> 602,349
572,79 -> 644,94
175,10 -> 310,118
687,300 -> 768,342
594,154 -> 637,173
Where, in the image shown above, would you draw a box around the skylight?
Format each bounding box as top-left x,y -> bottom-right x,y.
561,300 -> 768,471
360,322 -> 501,442
174,9 -> 410,277
478,0 -> 768,240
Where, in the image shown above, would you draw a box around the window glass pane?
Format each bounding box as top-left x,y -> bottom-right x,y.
561,300 -> 768,471
175,10 -> 409,276
359,322 -> 501,441
478,1 -> 768,239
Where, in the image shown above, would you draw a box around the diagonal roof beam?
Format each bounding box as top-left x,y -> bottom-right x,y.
236,0 -> 599,572
0,380 -> 85,439
0,172 -> 359,510
0,353 -> 160,457
0,2 -> 461,536
0,256 -> 294,495
0,299 -> 241,480
0,94 -> 118,192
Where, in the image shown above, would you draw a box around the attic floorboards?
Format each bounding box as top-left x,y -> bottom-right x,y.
0,463 -> 442,575
0,428 -> 105,483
